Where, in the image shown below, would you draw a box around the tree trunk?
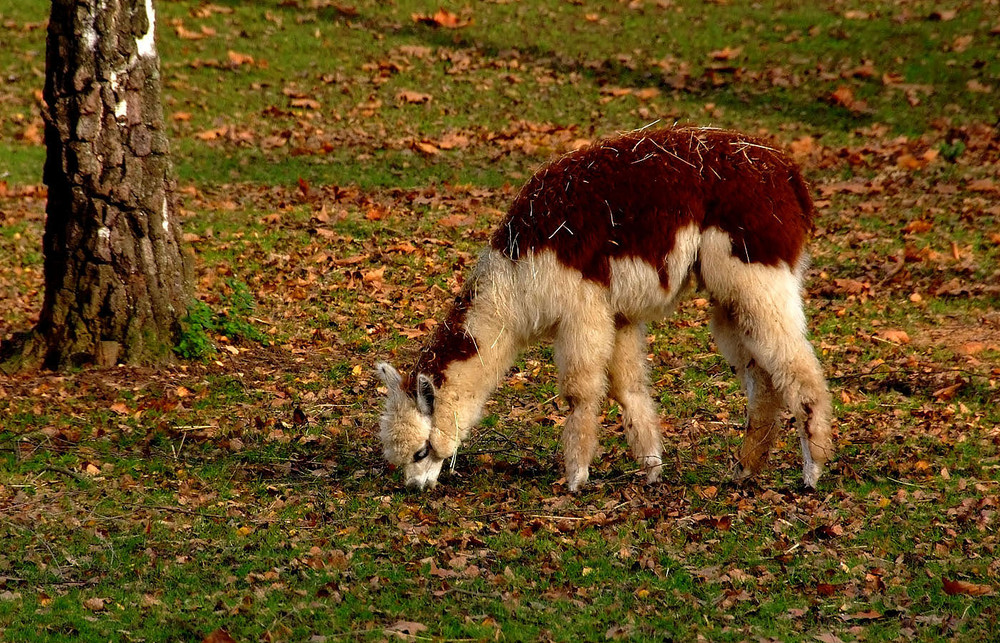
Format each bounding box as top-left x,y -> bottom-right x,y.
27,0 -> 191,369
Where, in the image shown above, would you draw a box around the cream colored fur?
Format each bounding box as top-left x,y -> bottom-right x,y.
378,225 -> 832,491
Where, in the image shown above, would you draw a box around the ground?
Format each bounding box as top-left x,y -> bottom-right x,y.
1,1 -> 999,641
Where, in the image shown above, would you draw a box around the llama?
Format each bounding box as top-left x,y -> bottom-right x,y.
376,126 -> 833,492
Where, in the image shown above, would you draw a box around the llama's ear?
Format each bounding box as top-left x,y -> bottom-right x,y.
415,373 -> 436,416
375,362 -> 402,392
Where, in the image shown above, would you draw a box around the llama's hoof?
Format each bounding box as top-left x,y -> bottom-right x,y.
566,468 -> 590,493
643,457 -> 663,484
803,460 -> 823,490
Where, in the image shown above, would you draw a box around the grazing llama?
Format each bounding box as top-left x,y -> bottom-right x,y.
377,126 -> 833,492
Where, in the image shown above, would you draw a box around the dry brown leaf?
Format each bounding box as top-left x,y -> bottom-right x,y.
633,87 -> 661,101
942,578 -> 994,596
412,141 -> 440,156
789,136 -> 815,158
194,127 -> 227,141
708,46 -> 743,61
385,620 -> 429,638
879,329 -> 911,344
202,629 -> 238,643
290,97 -> 320,109
928,10 -> 958,21
175,24 -> 204,40
396,90 -> 432,104
227,50 -> 254,66
438,214 -> 473,228
110,401 -> 131,415
83,597 -> 106,611
412,9 -> 469,29
967,179 -> 997,194
903,220 -> 933,234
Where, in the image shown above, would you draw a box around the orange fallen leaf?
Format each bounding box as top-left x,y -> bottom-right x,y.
879,329 -> 911,344
194,127 -> 227,141
110,401 -> 131,415
412,141 -> 440,156
943,578 -> 994,596
202,628 -> 238,643
789,136 -> 815,158
412,9 -> 470,29
290,97 -> 320,109
438,214 -> 473,228
227,50 -> 254,66
175,24 -> 204,40
396,90 -> 432,104
708,46 -> 743,61
903,220 -> 933,234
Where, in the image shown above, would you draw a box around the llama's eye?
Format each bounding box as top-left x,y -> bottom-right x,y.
413,442 -> 431,462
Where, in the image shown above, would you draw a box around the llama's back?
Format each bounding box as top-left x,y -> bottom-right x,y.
490,127 -> 814,293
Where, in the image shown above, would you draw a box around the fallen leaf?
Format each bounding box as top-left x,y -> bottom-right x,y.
175,24 -> 205,40
928,10 -> 957,21
903,220 -> 933,234
438,214 -> 473,228
384,620 -> 428,638
227,50 -> 254,66
110,401 -> 130,415
83,597 -> 106,611
412,9 -> 470,29
879,329 -> 911,344
412,141 -> 440,156
632,87 -> 661,101
967,179 -> 997,194
708,46 -> 742,61
789,136 -> 815,158
202,629 -> 238,643
942,578 -> 994,596
814,633 -> 846,643
290,97 -> 321,109
816,583 -> 838,597
194,127 -> 227,141
396,90 -> 432,104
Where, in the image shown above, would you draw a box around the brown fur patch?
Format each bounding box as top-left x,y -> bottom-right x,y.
407,286 -> 478,391
491,127 -> 814,286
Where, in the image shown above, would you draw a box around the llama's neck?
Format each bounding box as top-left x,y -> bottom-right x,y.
411,252 -> 525,457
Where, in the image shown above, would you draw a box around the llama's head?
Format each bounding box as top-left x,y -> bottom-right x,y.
375,362 -> 446,490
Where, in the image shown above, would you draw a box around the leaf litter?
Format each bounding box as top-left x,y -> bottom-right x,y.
1,1 -> 999,641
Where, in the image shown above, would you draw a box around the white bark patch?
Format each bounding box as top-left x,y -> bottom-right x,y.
115,99 -> 128,120
98,226 -> 111,241
162,199 -> 169,233
135,0 -> 157,58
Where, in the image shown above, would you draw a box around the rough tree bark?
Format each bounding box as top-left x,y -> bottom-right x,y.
22,0 -> 191,369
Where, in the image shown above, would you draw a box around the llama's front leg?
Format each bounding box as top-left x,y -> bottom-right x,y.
609,323 -> 663,483
735,362 -> 783,480
555,316 -> 614,493
711,305 -> 782,482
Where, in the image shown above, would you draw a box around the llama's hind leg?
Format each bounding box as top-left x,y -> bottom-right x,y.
554,313 -> 615,492
700,233 -> 833,488
711,306 -> 785,481
608,323 -> 663,483
727,289 -> 832,487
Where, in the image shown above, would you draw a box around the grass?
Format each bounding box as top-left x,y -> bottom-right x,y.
1,0 -> 999,641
